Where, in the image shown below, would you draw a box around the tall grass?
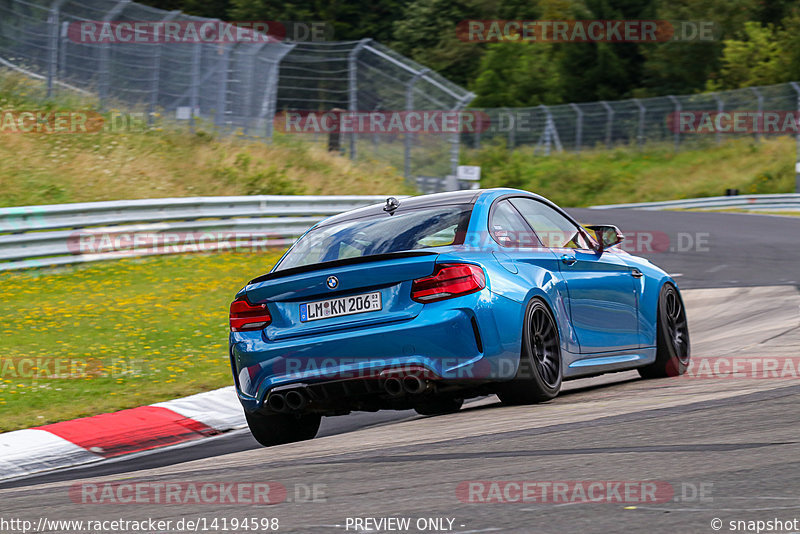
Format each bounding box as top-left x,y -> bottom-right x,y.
466,138 -> 795,207
0,70 -> 411,207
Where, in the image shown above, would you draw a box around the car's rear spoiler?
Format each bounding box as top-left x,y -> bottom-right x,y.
248,251 -> 438,285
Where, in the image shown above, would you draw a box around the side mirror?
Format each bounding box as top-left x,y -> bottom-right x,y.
587,225 -> 624,253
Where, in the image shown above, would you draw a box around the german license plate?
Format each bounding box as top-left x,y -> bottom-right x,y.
300,292 -> 382,322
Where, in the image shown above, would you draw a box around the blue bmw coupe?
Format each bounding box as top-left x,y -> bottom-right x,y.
229,188 -> 690,446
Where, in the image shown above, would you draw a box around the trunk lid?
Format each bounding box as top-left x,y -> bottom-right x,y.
244,251 -> 438,340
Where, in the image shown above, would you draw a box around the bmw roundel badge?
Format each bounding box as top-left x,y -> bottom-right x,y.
326,276 -> 339,289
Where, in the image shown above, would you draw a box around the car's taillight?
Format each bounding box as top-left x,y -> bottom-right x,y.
229,297 -> 271,332
411,263 -> 486,303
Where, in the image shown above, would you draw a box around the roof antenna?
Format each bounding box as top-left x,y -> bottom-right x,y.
383,197 -> 400,213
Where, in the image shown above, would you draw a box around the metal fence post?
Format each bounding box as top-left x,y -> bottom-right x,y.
713,92 -> 724,145
569,103 -> 582,153
450,93 -> 475,183
242,43 -> 268,134
58,21 -> 68,81
46,0 -> 66,98
474,110 -> 483,150
214,43 -> 231,132
535,105 -> 562,156
403,68 -> 429,183
790,82 -> 800,193
371,101 -> 382,147
632,98 -> 645,149
260,43 -> 294,142
600,101 -> 613,149
750,87 -> 763,142
98,0 -> 130,107
504,107 -> 515,149
347,39 -> 371,161
667,95 -> 681,151
537,106 -> 551,156
188,43 -> 202,132
149,10 -> 180,123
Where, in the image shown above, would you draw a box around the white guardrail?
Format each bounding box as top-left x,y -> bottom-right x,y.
1,193 -> 797,272
0,196 -> 396,271
591,193 -> 800,211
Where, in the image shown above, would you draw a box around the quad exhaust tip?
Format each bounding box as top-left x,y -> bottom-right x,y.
269,373 -> 432,410
267,393 -> 286,412
384,377 -> 404,397
285,390 -> 307,411
268,390 -> 308,412
383,374 -> 430,396
402,375 -> 428,395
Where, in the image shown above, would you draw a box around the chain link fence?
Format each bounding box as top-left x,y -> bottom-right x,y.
4,0 -> 799,194
0,0 -> 474,188
470,83 -> 800,156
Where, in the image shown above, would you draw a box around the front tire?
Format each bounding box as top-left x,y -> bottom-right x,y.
245,411 -> 321,447
638,283 -> 691,378
497,298 -> 562,405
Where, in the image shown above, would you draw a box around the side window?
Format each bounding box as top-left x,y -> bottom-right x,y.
489,200 -> 541,247
509,198 -> 592,249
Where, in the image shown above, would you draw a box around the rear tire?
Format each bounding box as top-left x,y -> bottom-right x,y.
413,397 -> 464,416
638,283 -> 691,378
497,298 -> 562,405
245,411 -> 321,447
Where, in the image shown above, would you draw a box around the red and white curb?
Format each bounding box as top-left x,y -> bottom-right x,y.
0,386 -> 246,481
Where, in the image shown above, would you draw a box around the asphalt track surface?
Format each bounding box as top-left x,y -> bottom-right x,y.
569,208 -> 800,289
2,210 -> 799,533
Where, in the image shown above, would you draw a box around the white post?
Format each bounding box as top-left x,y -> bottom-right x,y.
667,95 -> 681,151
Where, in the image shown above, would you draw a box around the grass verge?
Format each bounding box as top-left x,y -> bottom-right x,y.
465,137 -> 796,207
0,251 -> 285,432
0,71 -> 412,207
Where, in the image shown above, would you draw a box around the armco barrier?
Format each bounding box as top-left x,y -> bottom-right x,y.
590,193 -> 800,211
2,193 -> 796,272
0,195 -> 396,271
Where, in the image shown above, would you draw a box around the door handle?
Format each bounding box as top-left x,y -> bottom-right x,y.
631,269 -> 643,278
561,254 -> 577,266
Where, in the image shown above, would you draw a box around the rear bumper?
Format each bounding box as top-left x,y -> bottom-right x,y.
229,289 -> 522,412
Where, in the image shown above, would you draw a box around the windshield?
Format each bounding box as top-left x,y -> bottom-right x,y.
275,205 -> 472,271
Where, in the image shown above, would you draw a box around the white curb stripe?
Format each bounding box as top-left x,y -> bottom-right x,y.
152,386 -> 246,432
0,429 -> 102,481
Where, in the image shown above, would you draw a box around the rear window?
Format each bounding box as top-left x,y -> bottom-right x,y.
275,206 -> 472,271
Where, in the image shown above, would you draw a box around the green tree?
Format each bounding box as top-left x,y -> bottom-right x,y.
640,0 -> 758,96
392,0 -> 541,88
706,22 -> 784,90
555,0 -> 655,102
181,0 -> 232,20
776,10 -> 800,83
471,42 -> 561,107
229,0 -> 407,42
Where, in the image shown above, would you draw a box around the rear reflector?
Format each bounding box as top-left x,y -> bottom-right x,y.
229,297 -> 271,332
411,263 -> 486,303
